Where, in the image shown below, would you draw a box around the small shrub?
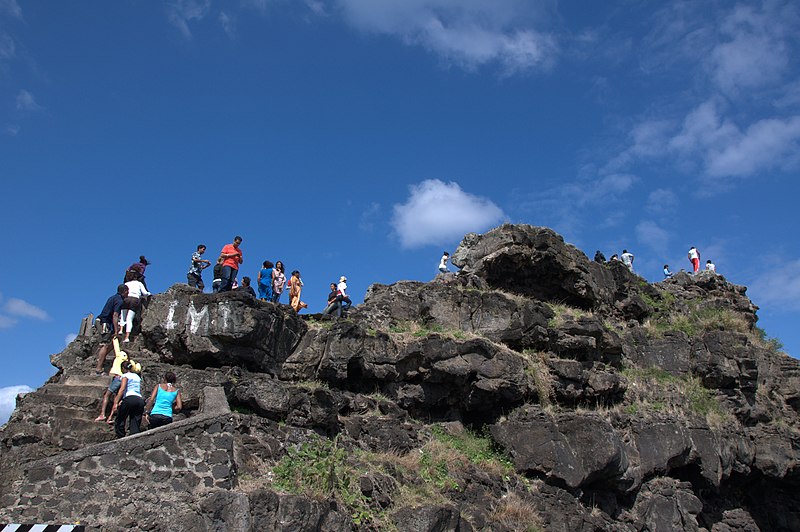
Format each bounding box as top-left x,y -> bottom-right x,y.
272,435 -> 374,526
489,492 -> 543,532
430,425 -> 514,476
523,350 -> 555,407
545,302 -> 593,328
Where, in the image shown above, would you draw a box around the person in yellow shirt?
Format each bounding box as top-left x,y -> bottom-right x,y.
94,337 -> 129,423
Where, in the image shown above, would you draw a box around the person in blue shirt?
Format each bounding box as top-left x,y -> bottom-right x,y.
94,284 -> 128,375
144,371 -> 182,429
663,264 -> 674,279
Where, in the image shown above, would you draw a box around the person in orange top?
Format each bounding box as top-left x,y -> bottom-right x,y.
219,236 -> 243,292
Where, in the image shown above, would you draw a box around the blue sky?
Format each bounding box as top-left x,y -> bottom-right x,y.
2,0 -> 800,422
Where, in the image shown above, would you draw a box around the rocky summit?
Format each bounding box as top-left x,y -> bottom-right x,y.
1,223 -> 798,531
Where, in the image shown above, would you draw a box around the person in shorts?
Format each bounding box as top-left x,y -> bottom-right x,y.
95,284 -> 127,374
95,337 -> 129,423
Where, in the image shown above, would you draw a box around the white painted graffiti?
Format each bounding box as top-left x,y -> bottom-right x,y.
162,299 -> 235,335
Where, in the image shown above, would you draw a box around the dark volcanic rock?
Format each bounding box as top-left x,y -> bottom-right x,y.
451,224 -> 618,309
3,223 -> 800,531
141,284 -> 307,373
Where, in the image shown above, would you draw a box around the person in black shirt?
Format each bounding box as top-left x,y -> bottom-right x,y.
212,257 -> 224,293
235,276 -> 257,298
321,283 -> 340,315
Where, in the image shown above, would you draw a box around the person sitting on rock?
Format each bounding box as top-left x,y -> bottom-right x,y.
94,284 -> 127,375
663,264 -> 674,279
609,254 -> 620,262
322,283 -> 340,316
113,360 -> 144,438
144,371 -> 182,429
438,252 -> 450,273
594,250 -> 606,263
236,276 -> 257,298
705,259 -> 716,273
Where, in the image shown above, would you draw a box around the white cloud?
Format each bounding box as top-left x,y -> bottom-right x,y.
167,0 -> 211,39
0,385 -> 32,426
0,315 -> 17,329
219,11 -> 235,38
3,297 -> 49,320
635,221 -> 670,256
708,4 -> 792,96
65,333 -> 78,346
391,179 -> 505,248
333,0 -> 558,72
750,259 -> 800,311
646,189 -> 678,216
0,32 -> 15,60
4,124 -> 19,136
358,202 -> 381,232
15,90 -> 43,112
0,0 -> 22,19
706,115 -> 800,177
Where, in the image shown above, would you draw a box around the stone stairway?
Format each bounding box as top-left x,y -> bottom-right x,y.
9,375 -> 116,452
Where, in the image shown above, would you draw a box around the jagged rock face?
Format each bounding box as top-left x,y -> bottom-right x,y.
451,224 -> 618,309
2,224 -> 800,531
141,284 -> 307,374
361,280 -> 553,351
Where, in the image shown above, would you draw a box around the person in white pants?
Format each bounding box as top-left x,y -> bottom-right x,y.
120,278 -> 150,342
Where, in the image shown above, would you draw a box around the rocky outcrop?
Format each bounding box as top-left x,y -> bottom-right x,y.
1,223 -> 798,531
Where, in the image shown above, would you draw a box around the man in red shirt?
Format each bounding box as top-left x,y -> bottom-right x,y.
220,236 -> 243,292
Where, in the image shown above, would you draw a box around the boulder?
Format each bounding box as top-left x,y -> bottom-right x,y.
141,284 -> 306,374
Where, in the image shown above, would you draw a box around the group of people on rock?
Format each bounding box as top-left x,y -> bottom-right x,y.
594,246 -> 717,278
185,236 -> 351,315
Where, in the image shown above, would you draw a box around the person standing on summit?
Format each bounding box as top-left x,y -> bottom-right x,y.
688,246 -> 700,273
621,249 -> 634,272
220,236 -> 243,292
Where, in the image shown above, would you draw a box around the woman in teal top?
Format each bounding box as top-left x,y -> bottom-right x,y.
144,371 -> 182,429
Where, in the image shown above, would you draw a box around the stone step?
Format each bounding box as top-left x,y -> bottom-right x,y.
64,374 -> 111,387
34,387 -> 103,409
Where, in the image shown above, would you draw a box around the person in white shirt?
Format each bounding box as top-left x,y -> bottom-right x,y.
705,260 -> 716,273
620,250 -> 634,272
337,276 -> 352,315
438,252 -> 450,274
688,246 -> 700,273
120,279 -> 151,343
